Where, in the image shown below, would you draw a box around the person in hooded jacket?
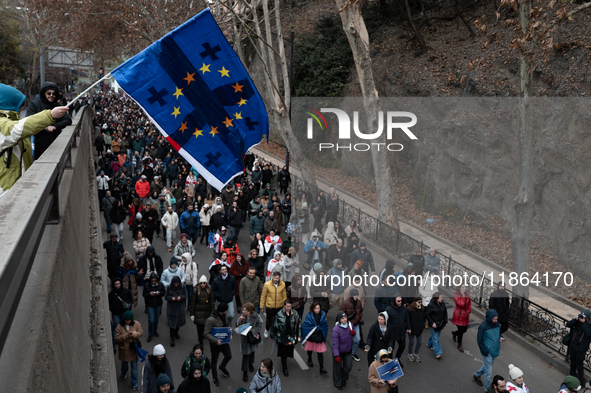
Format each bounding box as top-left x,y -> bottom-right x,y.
111,200 -> 128,241
174,234 -> 196,262
165,276 -> 187,347
115,310 -> 143,390
143,272 -> 166,341
177,363 -> 211,393
161,258 -> 187,288
559,376 -> 582,393
142,344 -> 175,393
365,312 -> 394,366
118,252 -> 140,307
247,248 -> 266,283
488,283 -> 510,334
211,264 -> 239,325
249,358 -> 281,393
109,278 -> 133,349
179,252 -> 199,310
368,350 -> 398,393
26,81 -> 72,159
332,310 -> 354,390
473,309 -> 505,390
190,275 -> 216,346
406,297 -> 426,363
181,344 -> 211,379
378,259 -> 397,284
138,246 -> 164,282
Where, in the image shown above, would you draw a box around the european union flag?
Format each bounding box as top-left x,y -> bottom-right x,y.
111,9 -> 269,190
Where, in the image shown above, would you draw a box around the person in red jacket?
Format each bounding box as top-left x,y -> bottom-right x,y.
127,198 -> 143,230
136,175 -> 150,203
229,253 -> 249,309
451,284 -> 471,353
222,237 -> 240,266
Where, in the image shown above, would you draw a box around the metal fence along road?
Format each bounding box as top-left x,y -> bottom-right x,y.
261,156 -> 588,373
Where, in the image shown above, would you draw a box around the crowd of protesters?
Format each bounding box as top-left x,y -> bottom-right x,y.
95,91 -> 589,393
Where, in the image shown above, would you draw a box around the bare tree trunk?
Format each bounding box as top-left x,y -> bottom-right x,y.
403,0 -> 427,49
511,0 -> 533,298
335,0 -> 399,230
229,0 -> 245,63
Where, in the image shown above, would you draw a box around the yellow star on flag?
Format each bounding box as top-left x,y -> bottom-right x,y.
178,121 -> 188,133
232,82 -> 244,93
237,98 -> 247,107
199,63 -> 211,74
233,112 -> 243,120
193,128 -> 203,138
173,87 -> 184,99
222,117 -> 234,128
218,67 -> 230,77
209,126 -> 219,138
171,107 -> 181,118
183,72 -> 195,85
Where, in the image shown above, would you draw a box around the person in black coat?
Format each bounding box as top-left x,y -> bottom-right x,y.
110,200 -> 128,241
278,166 -> 291,195
365,312 -> 395,365
566,309 -> 591,386
425,292 -> 448,359
143,272 -> 166,341
141,202 -> 159,243
177,363 -> 211,393
103,233 -> 125,279
138,246 -> 164,280
407,248 -> 425,276
384,295 -> 411,365
406,297 -> 427,362
26,81 -> 72,159
247,249 -> 266,282
210,265 -> 238,325
488,283 -> 510,334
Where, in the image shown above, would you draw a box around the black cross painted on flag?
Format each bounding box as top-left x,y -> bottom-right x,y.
204,151 -> 222,167
147,86 -> 168,106
244,117 -> 259,130
200,43 -> 222,60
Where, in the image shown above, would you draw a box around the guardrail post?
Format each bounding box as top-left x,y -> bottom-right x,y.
358,207 -> 361,227
448,255 -> 452,276
376,220 -> 379,242
420,240 -> 424,253
517,296 -> 525,333
479,277 -> 484,307
395,230 -> 400,255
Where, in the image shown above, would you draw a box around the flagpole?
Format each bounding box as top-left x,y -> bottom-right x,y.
66,72 -> 112,107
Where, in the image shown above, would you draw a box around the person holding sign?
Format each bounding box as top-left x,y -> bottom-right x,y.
368,350 -> 399,393
204,303 -> 233,387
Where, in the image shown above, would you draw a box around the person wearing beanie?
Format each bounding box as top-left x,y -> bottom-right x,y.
310,268 -> 331,313
144,345 -> 175,393
339,286 -> 364,362
0,83 -> 69,197
349,241 -> 375,274
174,232 -> 196,263
189,275 -> 216,346
204,297 -> 233,387
114,308 -> 143,390
109,277 -> 133,350
332,311 -> 354,390
559,376 -> 582,393
165,275 -> 187,347
161,258 -> 186,288
473,309 -> 505,390
506,364 -> 528,393
565,309 -> 591,387
117,251 -> 140,308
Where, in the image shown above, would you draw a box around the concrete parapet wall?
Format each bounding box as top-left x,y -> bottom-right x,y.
0,108 -> 117,392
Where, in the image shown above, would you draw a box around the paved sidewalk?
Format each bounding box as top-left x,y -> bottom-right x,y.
253,148 -> 581,321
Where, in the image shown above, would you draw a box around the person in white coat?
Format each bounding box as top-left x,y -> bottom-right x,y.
179,252 -> 199,310
281,247 -> 299,287
419,270 -> 438,307
323,222 -> 339,248
161,205 -> 179,252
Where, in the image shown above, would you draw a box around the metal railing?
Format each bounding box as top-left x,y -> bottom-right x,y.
0,105 -> 90,355
271,158 -> 585,371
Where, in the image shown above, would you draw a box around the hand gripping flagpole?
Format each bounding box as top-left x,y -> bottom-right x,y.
66,72 -> 112,107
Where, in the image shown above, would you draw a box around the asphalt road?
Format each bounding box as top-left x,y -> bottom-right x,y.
109,220 -> 567,393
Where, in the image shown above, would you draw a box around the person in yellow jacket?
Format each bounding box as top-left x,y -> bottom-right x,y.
0,83 -> 69,197
260,271 -> 287,338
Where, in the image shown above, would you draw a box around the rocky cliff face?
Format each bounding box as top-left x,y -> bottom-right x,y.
408,98 -> 591,276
